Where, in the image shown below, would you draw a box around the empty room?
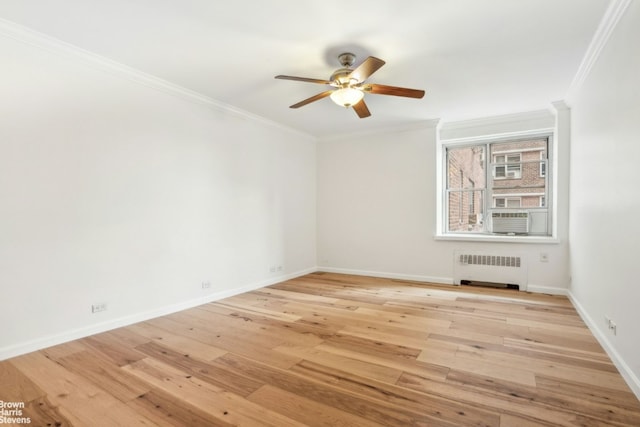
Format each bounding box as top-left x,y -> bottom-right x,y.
1,0 -> 639,426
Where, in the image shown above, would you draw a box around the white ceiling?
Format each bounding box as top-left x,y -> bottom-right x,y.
0,0 -> 610,138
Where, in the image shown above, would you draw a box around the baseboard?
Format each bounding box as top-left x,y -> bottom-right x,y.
317,266 -> 454,285
526,284 -> 568,295
567,290 -> 640,400
0,267 -> 316,361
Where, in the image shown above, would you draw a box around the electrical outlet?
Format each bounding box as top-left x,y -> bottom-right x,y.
610,321 -> 617,335
277,265 -> 283,272
269,265 -> 276,273
605,316 -> 617,335
91,303 -> 107,313
201,281 -> 211,289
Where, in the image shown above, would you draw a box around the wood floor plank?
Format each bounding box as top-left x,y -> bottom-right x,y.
215,352 -> 458,426
446,369 -> 640,426
80,331 -> 148,367
126,321 -> 228,361
290,358 -> 501,427
123,356 -> 305,427
417,344 -> 538,387
9,352 -> 156,426
134,340 -> 264,397
0,360 -> 45,403
398,371 -> 609,427
22,396 -> 74,427
148,311 -> 303,369
2,272 -> 639,426
193,306 -> 326,348
127,388 -> 236,427
248,384 -> 387,427
431,332 -> 619,373
273,344 -> 404,384
41,340 -> 88,360
56,349 -> 150,402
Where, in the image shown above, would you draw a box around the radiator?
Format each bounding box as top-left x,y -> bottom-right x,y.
453,251 -> 528,290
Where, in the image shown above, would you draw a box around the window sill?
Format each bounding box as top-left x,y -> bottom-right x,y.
434,233 -> 560,244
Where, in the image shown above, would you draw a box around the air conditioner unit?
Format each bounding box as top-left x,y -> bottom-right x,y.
491,211 -> 529,234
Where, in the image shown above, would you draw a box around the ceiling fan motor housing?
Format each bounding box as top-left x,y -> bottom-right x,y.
330,68 -> 355,86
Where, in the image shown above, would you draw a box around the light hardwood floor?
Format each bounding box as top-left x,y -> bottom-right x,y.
2,272 -> 640,426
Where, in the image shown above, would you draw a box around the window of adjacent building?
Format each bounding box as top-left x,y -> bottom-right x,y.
444,135 -> 551,236
494,153 -> 521,179
494,197 -> 521,208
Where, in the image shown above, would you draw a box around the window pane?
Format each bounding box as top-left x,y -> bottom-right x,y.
507,198 -> 521,208
491,138 -> 547,195
447,146 -> 486,189
448,190 -> 485,232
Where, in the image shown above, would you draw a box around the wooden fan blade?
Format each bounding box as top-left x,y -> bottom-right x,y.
349,57 -> 386,82
363,83 -> 425,98
275,75 -> 332,85
352,99 -> 371,119
289,90 -> 334,109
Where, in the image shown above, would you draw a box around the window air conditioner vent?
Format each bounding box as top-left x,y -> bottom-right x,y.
491,211 -> 529,234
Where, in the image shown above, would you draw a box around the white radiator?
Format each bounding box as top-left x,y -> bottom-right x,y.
453,251 -> 528,291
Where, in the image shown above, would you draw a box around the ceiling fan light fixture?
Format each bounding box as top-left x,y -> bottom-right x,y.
330,87 -> 364,108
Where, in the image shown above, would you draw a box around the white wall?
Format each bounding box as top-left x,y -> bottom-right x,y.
568,1 -> 640,396
0,34 -> 316,358
317,111 -> 571,293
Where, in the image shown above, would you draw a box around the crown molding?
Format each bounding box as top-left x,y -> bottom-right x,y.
551,100 -> 570,112
0,18 -> 313,140
568,0 -> 632,97
317,119 -> 440,142
439,109 -> 554,134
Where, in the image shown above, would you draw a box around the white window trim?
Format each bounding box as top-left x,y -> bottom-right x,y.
435,129 -> 557,243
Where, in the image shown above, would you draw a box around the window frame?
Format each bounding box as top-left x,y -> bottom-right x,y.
439,132 -> 553,240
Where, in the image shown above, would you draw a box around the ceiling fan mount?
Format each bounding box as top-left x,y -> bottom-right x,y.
337,52 -> 356,68
275,52 -> 425,118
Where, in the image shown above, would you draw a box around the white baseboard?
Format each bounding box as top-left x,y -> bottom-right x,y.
317,268 -> 572,297
567,290 -> 640,400
526,284 -> 568,295
317,266 -> 454,285
0,267 -> 316,361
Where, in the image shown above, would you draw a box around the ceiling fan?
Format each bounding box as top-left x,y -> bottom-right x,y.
275,52 -> 425,118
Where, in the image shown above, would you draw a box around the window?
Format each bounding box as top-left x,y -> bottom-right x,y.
494,197 -> 521,208
494,153 -> 521,179
444,136 -> 551,236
